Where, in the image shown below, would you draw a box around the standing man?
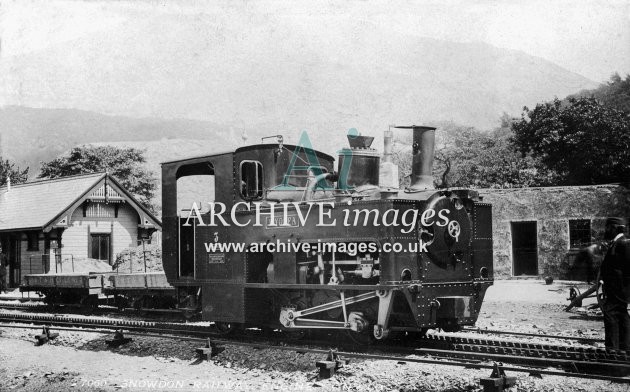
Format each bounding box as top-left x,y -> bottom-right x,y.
600,217 -> 630,351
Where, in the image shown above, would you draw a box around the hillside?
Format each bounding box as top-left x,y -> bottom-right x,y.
0,106 -> 238,174
0,17 -> 598,175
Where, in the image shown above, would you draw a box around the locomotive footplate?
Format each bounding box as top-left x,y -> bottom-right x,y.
432,296 -> 473,331
410,281 -> 491,330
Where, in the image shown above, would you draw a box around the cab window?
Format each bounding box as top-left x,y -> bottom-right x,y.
240,160 -> 263,200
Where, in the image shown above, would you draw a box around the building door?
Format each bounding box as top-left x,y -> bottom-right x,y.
511,221 -> 538,276
8,238 -> 21,288
90,234 -> 111,263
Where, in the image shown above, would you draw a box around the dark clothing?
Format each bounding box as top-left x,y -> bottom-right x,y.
600,235 -> 630,350
603,297 -> 630,350
601,235 -> 630,303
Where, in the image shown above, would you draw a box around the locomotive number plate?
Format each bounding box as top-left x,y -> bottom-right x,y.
208,253 -> 226,264
265,215 -> 299,228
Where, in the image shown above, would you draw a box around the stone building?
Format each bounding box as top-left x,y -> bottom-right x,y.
0,173 -> 161,287
479,184 -> 630,279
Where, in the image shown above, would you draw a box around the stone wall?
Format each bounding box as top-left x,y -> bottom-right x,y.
479,185 -> 630,279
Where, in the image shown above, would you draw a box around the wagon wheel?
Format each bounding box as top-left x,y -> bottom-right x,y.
114,295 -> 130,311
80,295 -> 99,312
43,290 -> 59,310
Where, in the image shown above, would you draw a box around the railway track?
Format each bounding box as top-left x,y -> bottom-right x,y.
0,300 -> 45,310
462,326 -> 604,344
0,301 -> 188,321
0,310 -> 629,384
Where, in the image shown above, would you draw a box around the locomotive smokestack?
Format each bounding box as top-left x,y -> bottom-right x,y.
394,125 -> 436,192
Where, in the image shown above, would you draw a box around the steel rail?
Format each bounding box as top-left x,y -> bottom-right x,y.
0,311 -> 622,364
424,334 -> 626,363
462,327 -> 604,343
1,320 -> 629,384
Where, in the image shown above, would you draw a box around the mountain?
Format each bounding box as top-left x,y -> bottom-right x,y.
0,10 -> 598,167
0,13 -> 599,180
0,106 -> 238,174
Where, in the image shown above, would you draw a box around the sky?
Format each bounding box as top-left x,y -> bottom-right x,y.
0,0 -> 627,137
1,0 -> 628,83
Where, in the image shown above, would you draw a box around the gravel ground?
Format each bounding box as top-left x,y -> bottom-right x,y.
0,280 -> 627,392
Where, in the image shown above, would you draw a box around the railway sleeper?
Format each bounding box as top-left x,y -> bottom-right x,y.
315,350 -> 349,379
106,329 -> 132,347
194,338 -> 224,361
479,363 -> 516,392
34,326 -> 59,346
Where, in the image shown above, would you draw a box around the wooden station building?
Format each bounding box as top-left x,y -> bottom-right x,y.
0,173 -> 161,288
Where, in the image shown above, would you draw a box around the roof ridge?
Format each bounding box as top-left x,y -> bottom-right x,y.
0,172 -> 106,191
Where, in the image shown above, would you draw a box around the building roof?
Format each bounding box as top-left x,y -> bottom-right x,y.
0,173 -> 161,232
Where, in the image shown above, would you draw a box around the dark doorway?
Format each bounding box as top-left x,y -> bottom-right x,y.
90,234 -> 111,263
179,218 -> 195,278
511,221 -> 538,276
8,238 -> 21,287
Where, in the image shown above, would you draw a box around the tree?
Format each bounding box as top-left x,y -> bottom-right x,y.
511,97 -> 630,185
0,158 -> 29,187
39,145 -> 157,210
568,73 -> 630,114
392,120 -> 558,189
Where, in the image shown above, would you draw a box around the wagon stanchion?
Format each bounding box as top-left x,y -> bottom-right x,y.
54,248 -> 62,274
142,238 -> 147,273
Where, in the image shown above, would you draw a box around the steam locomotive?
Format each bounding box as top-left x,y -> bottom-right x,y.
161,126 -> 493,339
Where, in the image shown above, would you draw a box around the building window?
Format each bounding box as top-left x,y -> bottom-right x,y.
240,160 -> 263,200
27,232 -> 39,251
569,219 -> 591,249
90,234 -> 110,262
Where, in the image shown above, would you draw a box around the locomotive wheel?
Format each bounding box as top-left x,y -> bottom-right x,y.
346,329 -> 375,345
213,322 -> 236,335
283,329 -> 307,341
181,308 -> 198,320
440,324 -> 462,333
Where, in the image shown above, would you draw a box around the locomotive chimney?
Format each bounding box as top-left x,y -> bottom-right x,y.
394,125 -> 436,192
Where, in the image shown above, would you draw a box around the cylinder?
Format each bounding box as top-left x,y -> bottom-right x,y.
394,125 -> 436,191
